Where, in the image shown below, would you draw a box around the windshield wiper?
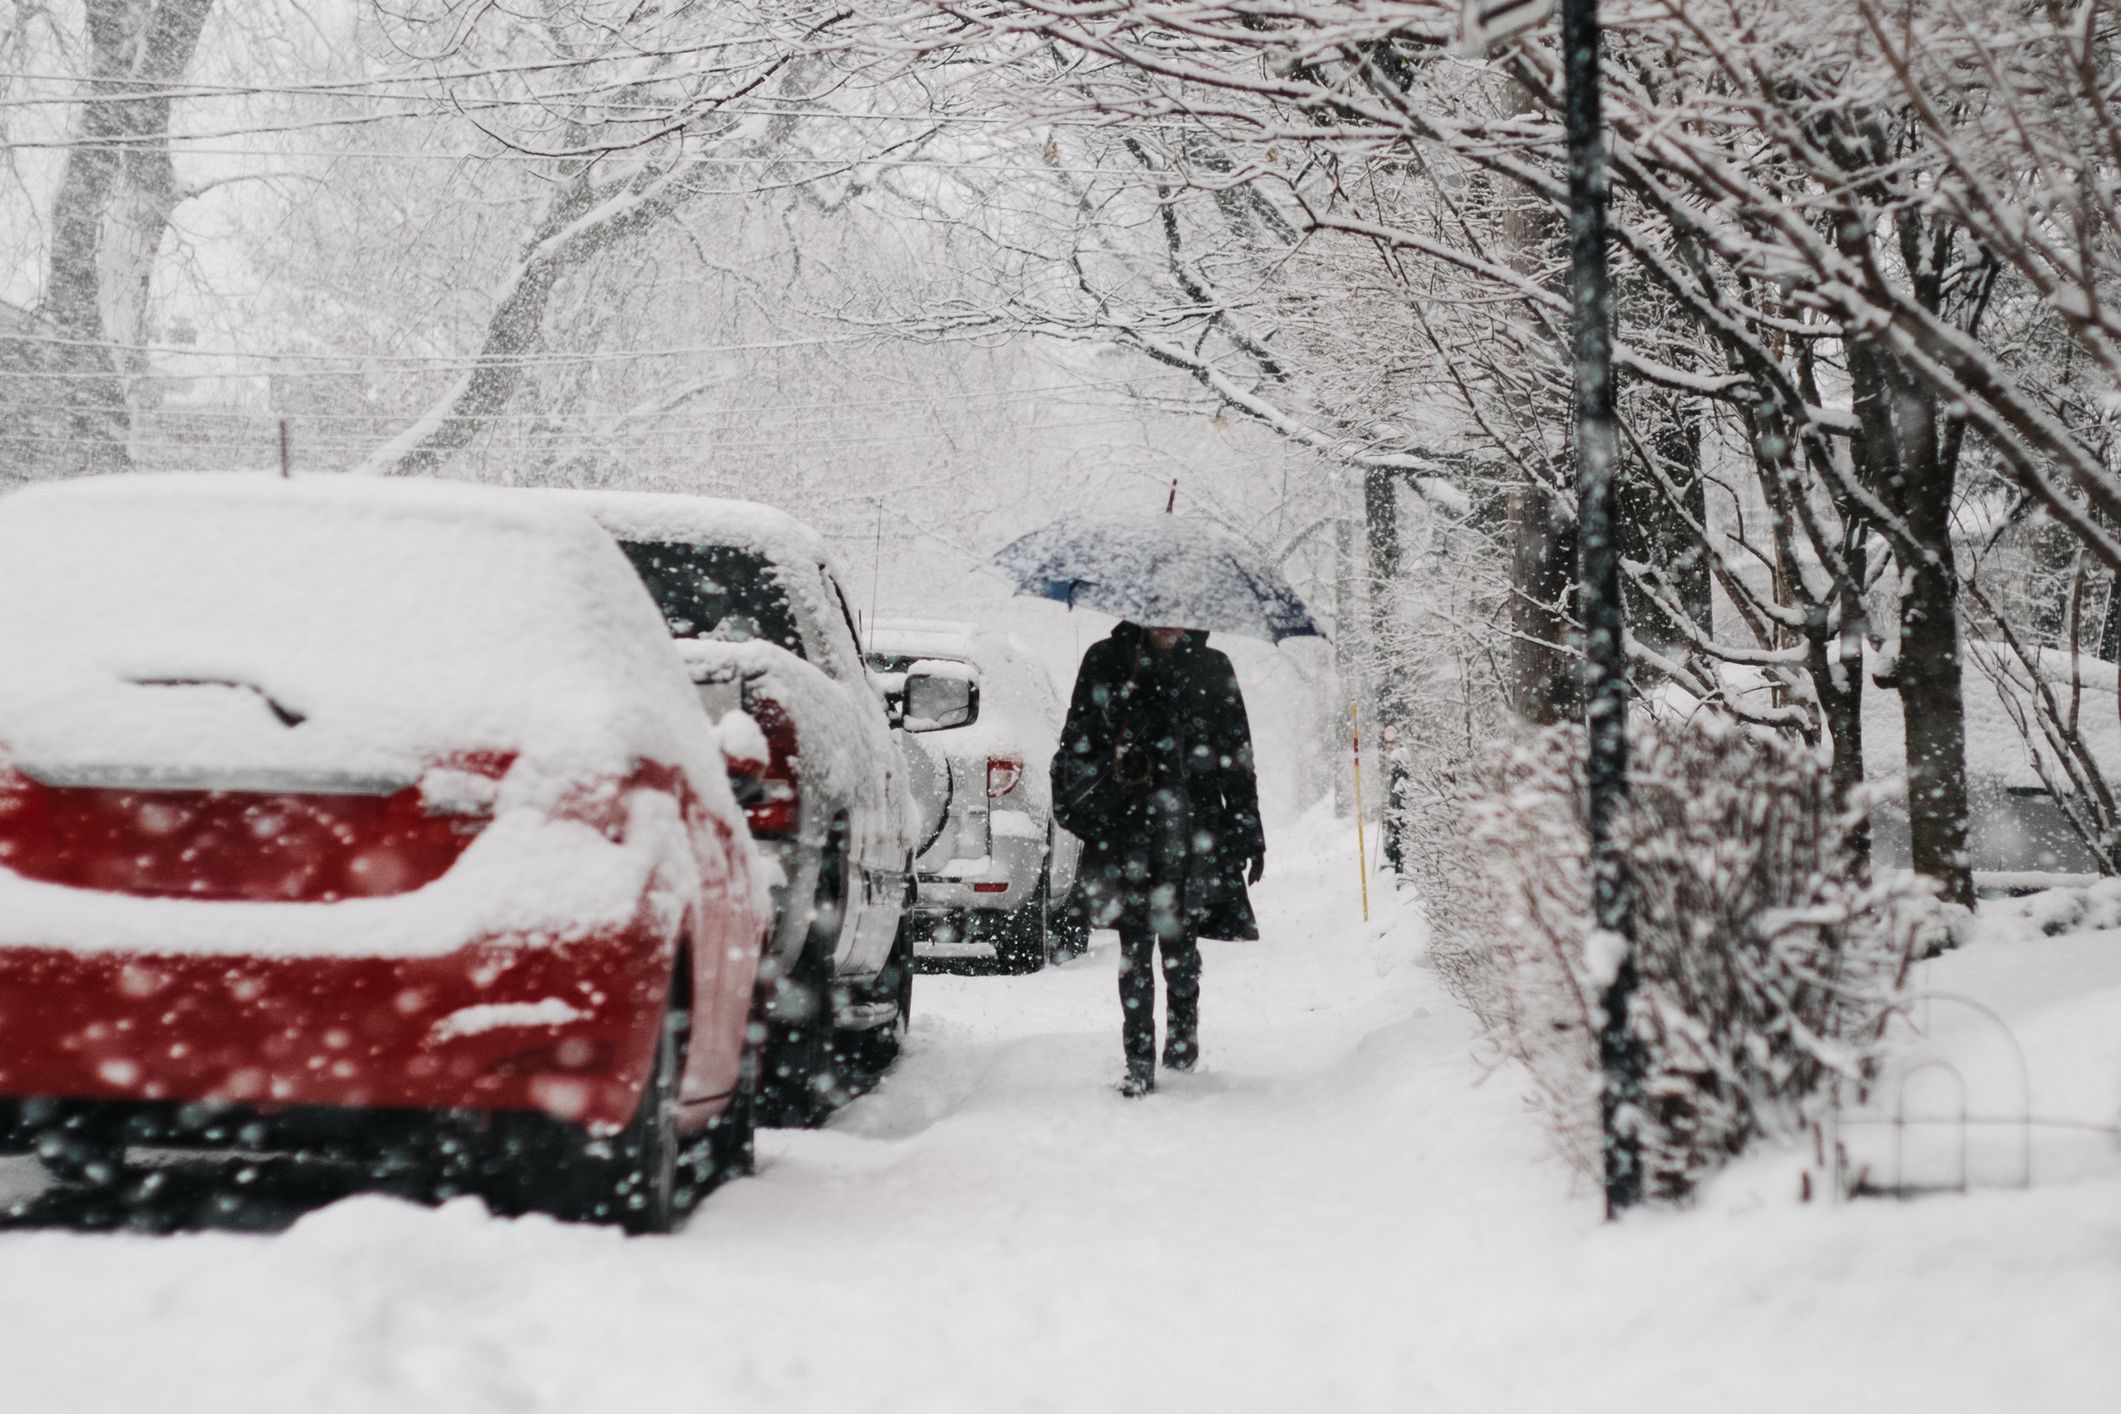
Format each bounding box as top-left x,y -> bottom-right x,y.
130,677 -> 306,728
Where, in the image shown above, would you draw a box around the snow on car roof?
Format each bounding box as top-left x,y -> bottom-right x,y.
868,617 -> 980,659
0,473 -> 715,786
537,487 -> 843,578
539,487 -> 873,687
871,618 -> 1054,691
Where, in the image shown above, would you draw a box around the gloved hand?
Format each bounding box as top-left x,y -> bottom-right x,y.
1247,852 -> 1266,885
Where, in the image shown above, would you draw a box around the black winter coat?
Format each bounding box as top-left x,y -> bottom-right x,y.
1052,623 -> 1263,941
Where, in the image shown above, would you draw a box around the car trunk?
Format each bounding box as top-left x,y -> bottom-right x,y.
0,756 -> 507,904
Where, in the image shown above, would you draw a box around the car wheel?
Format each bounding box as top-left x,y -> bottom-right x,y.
608,1000 -> 688,1234
996,875 -> 1049,975
707,1007 -> 763,1185
1044,860 -> 1090,963
851,923 -> 915,1072
756,940 -> 834,1127
758,826 -> 845,1128
499,992 -> 689,1231
1043,831 -> 1094,962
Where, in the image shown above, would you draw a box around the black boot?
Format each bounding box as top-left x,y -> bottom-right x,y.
1161,1019 -> 1197,1073
1118,1058 -> 1156,1098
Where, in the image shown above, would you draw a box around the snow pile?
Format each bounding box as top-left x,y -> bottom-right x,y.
712,710 -> 769,770
1980,876 -> 2121,941
1725,888 -> 2121,1202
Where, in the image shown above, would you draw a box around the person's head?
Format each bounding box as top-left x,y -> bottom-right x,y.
1143,625 -> 1187,652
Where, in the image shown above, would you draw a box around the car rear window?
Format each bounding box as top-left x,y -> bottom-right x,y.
620,541 -> 804,658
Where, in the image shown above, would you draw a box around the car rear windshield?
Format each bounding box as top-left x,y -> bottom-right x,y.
619,540 -> 804,658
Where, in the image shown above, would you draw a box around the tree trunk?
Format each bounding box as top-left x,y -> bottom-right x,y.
1849,339 -> 1974,910
37,0 -> 215,475
1364,465 -> 1405,717
1619,395 -> 1710,666
1808,575 -> 1871,873
1507,480 -> 1578,724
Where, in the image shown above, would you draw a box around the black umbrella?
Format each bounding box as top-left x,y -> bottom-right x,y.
991,511 -> 1324,643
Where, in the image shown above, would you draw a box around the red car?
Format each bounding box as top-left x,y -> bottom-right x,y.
0,475 -> 768,1232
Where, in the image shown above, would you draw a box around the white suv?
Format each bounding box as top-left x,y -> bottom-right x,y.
867,619 -> 1085,972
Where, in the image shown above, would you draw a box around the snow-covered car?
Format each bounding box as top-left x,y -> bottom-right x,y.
546,490 -> 941,1123
1867,642 -> 2121,885
866,619 -> 1086,972
1651,643 -> 2121,888
0,475 -> 770,1232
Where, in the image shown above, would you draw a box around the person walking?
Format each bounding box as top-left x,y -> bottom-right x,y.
1052,622 -> 1264,1097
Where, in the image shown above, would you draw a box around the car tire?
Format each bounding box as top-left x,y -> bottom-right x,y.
1044,858 -> 1090,963
757,827 -> 845,1128
502,992 -> 690,1231
707,1007 -> 762,1185
850,924 -> 915,1072
756,941 -> 833,1127
608,999 -> 688,1234
996,876 -> 1049,975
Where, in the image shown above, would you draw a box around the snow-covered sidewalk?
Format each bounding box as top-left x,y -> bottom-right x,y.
1,809 -> 2116,1413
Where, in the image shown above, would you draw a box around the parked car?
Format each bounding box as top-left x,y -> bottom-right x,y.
1867,642 -> 2121,887
547,491 -> 954,1122
1651,643 -> 2121,890
0,475 -> 769,1232
866,619 -> 1086,972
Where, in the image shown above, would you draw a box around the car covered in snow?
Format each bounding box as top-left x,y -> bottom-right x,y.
865,619 -> 1085,972
546,490 -> 949,1123
0,475 -> 770,1231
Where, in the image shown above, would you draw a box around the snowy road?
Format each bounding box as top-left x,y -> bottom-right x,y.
2,811 -> 2117,1413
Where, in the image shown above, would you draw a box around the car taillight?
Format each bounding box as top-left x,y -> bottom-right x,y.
740,696 -> 801,838
988,755 -> 1023,798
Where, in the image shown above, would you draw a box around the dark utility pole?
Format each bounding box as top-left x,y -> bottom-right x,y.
1560,0 -> 1643,1217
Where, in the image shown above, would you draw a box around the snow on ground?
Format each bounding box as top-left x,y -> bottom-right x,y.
2,806 -> 2117,1413
1822,886 -> 2121,1195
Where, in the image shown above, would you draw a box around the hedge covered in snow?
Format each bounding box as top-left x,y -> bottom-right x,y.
1412,723 -> 1935,1201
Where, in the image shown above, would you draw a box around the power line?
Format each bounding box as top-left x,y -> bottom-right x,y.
0,414 -> 1153,456
0,375 -> 1197,424
0,74 -> 1195,133
0,328 -> 911,365
0,40 -> 793,96
0,139 -> 1135,179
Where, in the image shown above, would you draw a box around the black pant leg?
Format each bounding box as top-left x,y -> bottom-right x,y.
1161,932 -> 1201,1066
1116,925 -> 1157,1071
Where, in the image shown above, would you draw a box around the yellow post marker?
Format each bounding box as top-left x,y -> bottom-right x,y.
1350,703 -> 1371,923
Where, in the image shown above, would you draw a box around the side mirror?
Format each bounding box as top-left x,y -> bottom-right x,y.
900,669 -> 977,732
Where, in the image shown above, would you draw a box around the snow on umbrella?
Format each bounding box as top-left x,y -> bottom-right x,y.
991,512 -> 1324,643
